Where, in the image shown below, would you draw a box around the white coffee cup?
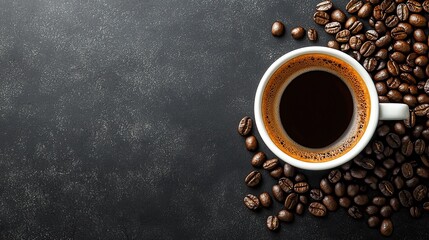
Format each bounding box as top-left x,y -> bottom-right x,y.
254,46 -> 409,170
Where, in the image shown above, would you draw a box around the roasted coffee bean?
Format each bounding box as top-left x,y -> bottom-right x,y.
314,11 -> 330,25
343,171 -> 353,181
309,202 -> 327,217
386,133 -> 401,148
380,205 -> 393,218
364,30 -> 378,42
325,22 -> 341,35
413,42 -> 429,54
328,169 -> 342,184
387,90 -> 402,102
307,28 -> 318,41
413,125 -> 425,138
271,21 -> 285,37
339,197 -> 351,208
399,189 -> 414,207
263,158 -> 278,170
418,81 -> 426,90
394,175 -> 405,190
244,194 -> 260,210
379,180 -> 395,196
403,94 -> 418,107
368,216 -> 381,228
414,66 -> 426,79
351,168 -> 367,179
354,157 -> 375,169
238,116 -> 252,136
416,167 -> 429,178
358,3 -> 373,18
390,198 -> 400,211
283,163 -> 295,177
413,184 -> 427,201
374,165 -> 387,178
410,206 -> 422,218
407,0 -> 423,12
310,188 -> 324,201
415,104 -> 429,116
401,136 -> 414,156
424,80 -> 429,94
375,20 -> 387,33
366,205 -> 379,215
320,178 -> 333,194
413,29 -> 427,42
266,215 -> 279,231
373,5 -> 386,20
414,139 -> 426,155
334,182 -> 346,197
393,40 -> 410,54
375,49 -> 388,60
348,20 -> 363,34
299,195 -> 308,204
385,15 -> 399,28
294,182 -> 309,194
336,29 -> 351,43
416,56 -> 429,66
406,175 -> 419,186
409,13 -> 426,27
348,205 -> 363,219
284,193 -> 298,210
347,184 -> 360,197
400,73 -> 416,85
270,167 -> 284,179
399,83 -> 410,93
316,0 -> 333,11
391,26 -> 407,40
346,0 -> 363,13
360,41 -> 376,57
365,176 -> 378,190
398,22 -> 413,34
245,135 -> 258,151
384,147 -> 393,157
295,173 -> 306,182
323,195 -> 338,211
381,0 -> 396,13
423,202 -> 429,211
327,40 -> 340,49
295,203 -> 304,215
277,209 -> 294,222
354,194 -> 369,206
373,140 -> 385,154
376,82 -> 388,95
272,185 -> 285,202
251,152 -> 266,167
369,15 -> 376,27
407,52 -> 418,67
278,177 -> 294,193
380,219 -> 393,237
331,9 -> 347,23
352,51 -> 362,61
373,196 -> 387,206
376,34 -> 392,48
374,69 -> 389,81
404,110 -> 416,128
422,155 -> 429,167
364,57 -> 378,72
341,43 -> 350,52
386,77 -> 400,89
349,36 -> 363,49
390,51 -> 406,62
259,192 -> 272,207
291,27 -> 305,39
397,3 -> 409,21
245,171 -> 262,187
409,85 -> 418,95
383,158 -> 395,169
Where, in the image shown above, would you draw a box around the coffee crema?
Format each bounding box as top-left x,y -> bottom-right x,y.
261,53 -> 371,162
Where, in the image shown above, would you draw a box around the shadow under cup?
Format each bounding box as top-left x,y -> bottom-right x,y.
261,53 -> 372,163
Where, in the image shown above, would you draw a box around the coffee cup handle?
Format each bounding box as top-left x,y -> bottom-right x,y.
379,103 -> 409,120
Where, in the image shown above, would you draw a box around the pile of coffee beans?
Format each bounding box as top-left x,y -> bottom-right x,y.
244,0 -> 429,236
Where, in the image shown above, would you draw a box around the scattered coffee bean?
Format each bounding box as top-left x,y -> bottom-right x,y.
380,219 -> 393,236
316,0 -> 333,11
294,182 -> 309,194
307,28 -> 318,41
245,135 -> 258,151
291,27 -> 305,39
272,185 -> 285,202
380,205 -> 393,218
251,152 -> 266,167
331,9 -> 347,23
379,180 -> 395,196
296,203 -> 305,215
284,192 -> 298,210
399,190 -> 414,207
354,194 -> 369,206
409,14 -> 427,27
390,197 -> 400,211
323,195 -> 338,211
368,216 -> 381,228
320,178 -> 333,194
259,192 -> 272,207
327,40 -> 340,49
410,206 -> 422,218
339,197 -> 352,208
279,177 -> 294,193
346,0 -> 363,13
309,202 -> 327,217
310,188 -> 324,201
358,2 -> 372,18
314,11 -> 330,25
277,209 -> 294,222
245,170 -> 262,187
266,215 -> 279,231
413,184 -> 427,201
271,21 -> 285,37
366,205 -> 379,215
401,162 -> 414,179
348,205 -> 363,219
416,167 -> 429,178
295,173 -> 306,182
283,163 -> 295,177
244,194 -> 260,210
270,167 -> 284,179
397,3 -> 409,21
263,158 -> 278,170
336,29 -> 351,43
325,22 -> 342,35
299,195 -> 308,205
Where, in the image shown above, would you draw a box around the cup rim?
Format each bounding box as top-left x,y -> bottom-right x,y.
254,46 -> 379,170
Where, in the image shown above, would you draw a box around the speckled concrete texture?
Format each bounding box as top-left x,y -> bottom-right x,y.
0,0 -> 428,239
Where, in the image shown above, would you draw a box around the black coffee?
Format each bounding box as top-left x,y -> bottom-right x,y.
279,70 -> 353,148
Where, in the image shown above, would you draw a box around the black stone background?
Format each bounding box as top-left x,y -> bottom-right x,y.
0,0 -> 428,239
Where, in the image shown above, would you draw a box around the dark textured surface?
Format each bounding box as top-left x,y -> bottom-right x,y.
0,0 -> 428,239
